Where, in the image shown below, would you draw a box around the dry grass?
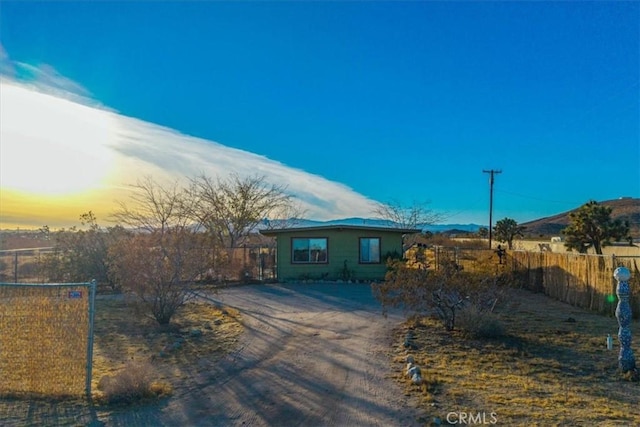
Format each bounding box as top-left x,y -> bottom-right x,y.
96,361 -> 172,405
90,295 -> 243,403
392,289 -> 640,425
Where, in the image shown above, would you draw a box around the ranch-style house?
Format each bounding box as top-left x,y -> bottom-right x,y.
260,224 -> 420,282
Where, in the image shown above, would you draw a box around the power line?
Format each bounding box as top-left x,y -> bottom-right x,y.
437,195 -> 486,222
495,189 -> 583,206
483,169 -> 502,249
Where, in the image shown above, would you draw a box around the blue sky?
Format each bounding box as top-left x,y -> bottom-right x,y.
1,1 -> 638,227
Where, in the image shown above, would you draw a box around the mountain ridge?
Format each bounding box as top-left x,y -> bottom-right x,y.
264,217 -> 482,233
521,198 -> 640,238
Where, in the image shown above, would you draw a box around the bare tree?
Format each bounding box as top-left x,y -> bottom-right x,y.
261,202 -> 308,230
190,173 -> 297,250
111,176 -> 192,233
109,177 -> 212,325
373,200 -> 441,229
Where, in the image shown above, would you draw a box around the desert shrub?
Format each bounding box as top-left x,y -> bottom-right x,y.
19,260 -> 41,279
37,214 -> 126,290
109,230 -> 208,325
383,250 -> 402,262
373,257 -> 512,331
338,260 -> 355,281
97,362 -> 171,405
456,304 -> 505,338
621,368 -> 639,382
239,266 -> 254,282
0,258 -> 11,281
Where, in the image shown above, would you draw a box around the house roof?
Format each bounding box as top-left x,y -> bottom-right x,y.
259,224 -> 422,236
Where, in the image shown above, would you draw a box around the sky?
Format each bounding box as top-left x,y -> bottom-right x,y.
0,1 -> 638,230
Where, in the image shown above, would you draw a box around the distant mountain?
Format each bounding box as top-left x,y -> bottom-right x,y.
521,198 -> 640,238
423,224 -> 482,233
262,217 -> 482,233
265,198 -> 640,239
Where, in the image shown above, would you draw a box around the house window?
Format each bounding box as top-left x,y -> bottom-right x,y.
360,238 -> 381,263
292,238 -> 328,263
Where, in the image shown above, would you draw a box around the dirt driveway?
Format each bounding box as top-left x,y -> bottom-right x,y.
167,282 -> 423,427
2,283 -> 423,427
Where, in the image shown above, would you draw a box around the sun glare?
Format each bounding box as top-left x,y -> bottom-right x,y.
1,82 -> 115,196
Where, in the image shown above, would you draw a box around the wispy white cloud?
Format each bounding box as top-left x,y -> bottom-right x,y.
0,55 -> 380,227
0,45 -> 109,110
106,112 -> 381,219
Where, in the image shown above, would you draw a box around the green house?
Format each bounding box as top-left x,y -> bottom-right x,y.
260,225 -> 420,282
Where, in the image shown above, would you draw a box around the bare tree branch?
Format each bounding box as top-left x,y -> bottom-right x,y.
108,176 -> 211,325
373,200 -> 442,229
191,173 -> 296,249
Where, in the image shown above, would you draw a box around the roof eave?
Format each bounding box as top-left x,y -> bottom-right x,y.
259,225 -> 422,236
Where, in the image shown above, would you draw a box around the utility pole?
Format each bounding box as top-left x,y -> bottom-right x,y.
483,169 -> 502,249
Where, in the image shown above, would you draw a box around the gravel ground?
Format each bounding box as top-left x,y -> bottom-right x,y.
1,283 -> 424,427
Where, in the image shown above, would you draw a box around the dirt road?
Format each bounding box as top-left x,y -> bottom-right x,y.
158,282 -> 423,427
3,283 -> 424,427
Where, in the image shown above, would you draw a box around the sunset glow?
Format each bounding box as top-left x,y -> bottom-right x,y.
1,82 -> 115,196
0,78 -> 380,229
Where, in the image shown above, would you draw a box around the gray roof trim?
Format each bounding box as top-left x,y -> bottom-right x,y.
259,224 -> 421,235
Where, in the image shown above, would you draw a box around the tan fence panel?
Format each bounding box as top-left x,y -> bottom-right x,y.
0,283 -> 94,397
408,247 -> 639,317
507,251 -> 639,317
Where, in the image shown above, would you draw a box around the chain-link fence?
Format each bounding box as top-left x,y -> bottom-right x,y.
405,245 -> 501,271
0,281 -> 96,398
0,247 -> 53,284
0,244 -> 277,285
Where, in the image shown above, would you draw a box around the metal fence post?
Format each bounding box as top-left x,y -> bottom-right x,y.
85,279 -> 97,398
614,267 -> 636,372
13,251 -> 18,283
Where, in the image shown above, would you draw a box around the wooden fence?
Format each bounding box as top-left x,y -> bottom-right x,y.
408,246 -> 640,317
506,251 -> 640,317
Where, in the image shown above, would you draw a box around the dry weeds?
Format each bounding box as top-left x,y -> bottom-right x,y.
393,289 -> 640,426
91,296 -> 244,402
